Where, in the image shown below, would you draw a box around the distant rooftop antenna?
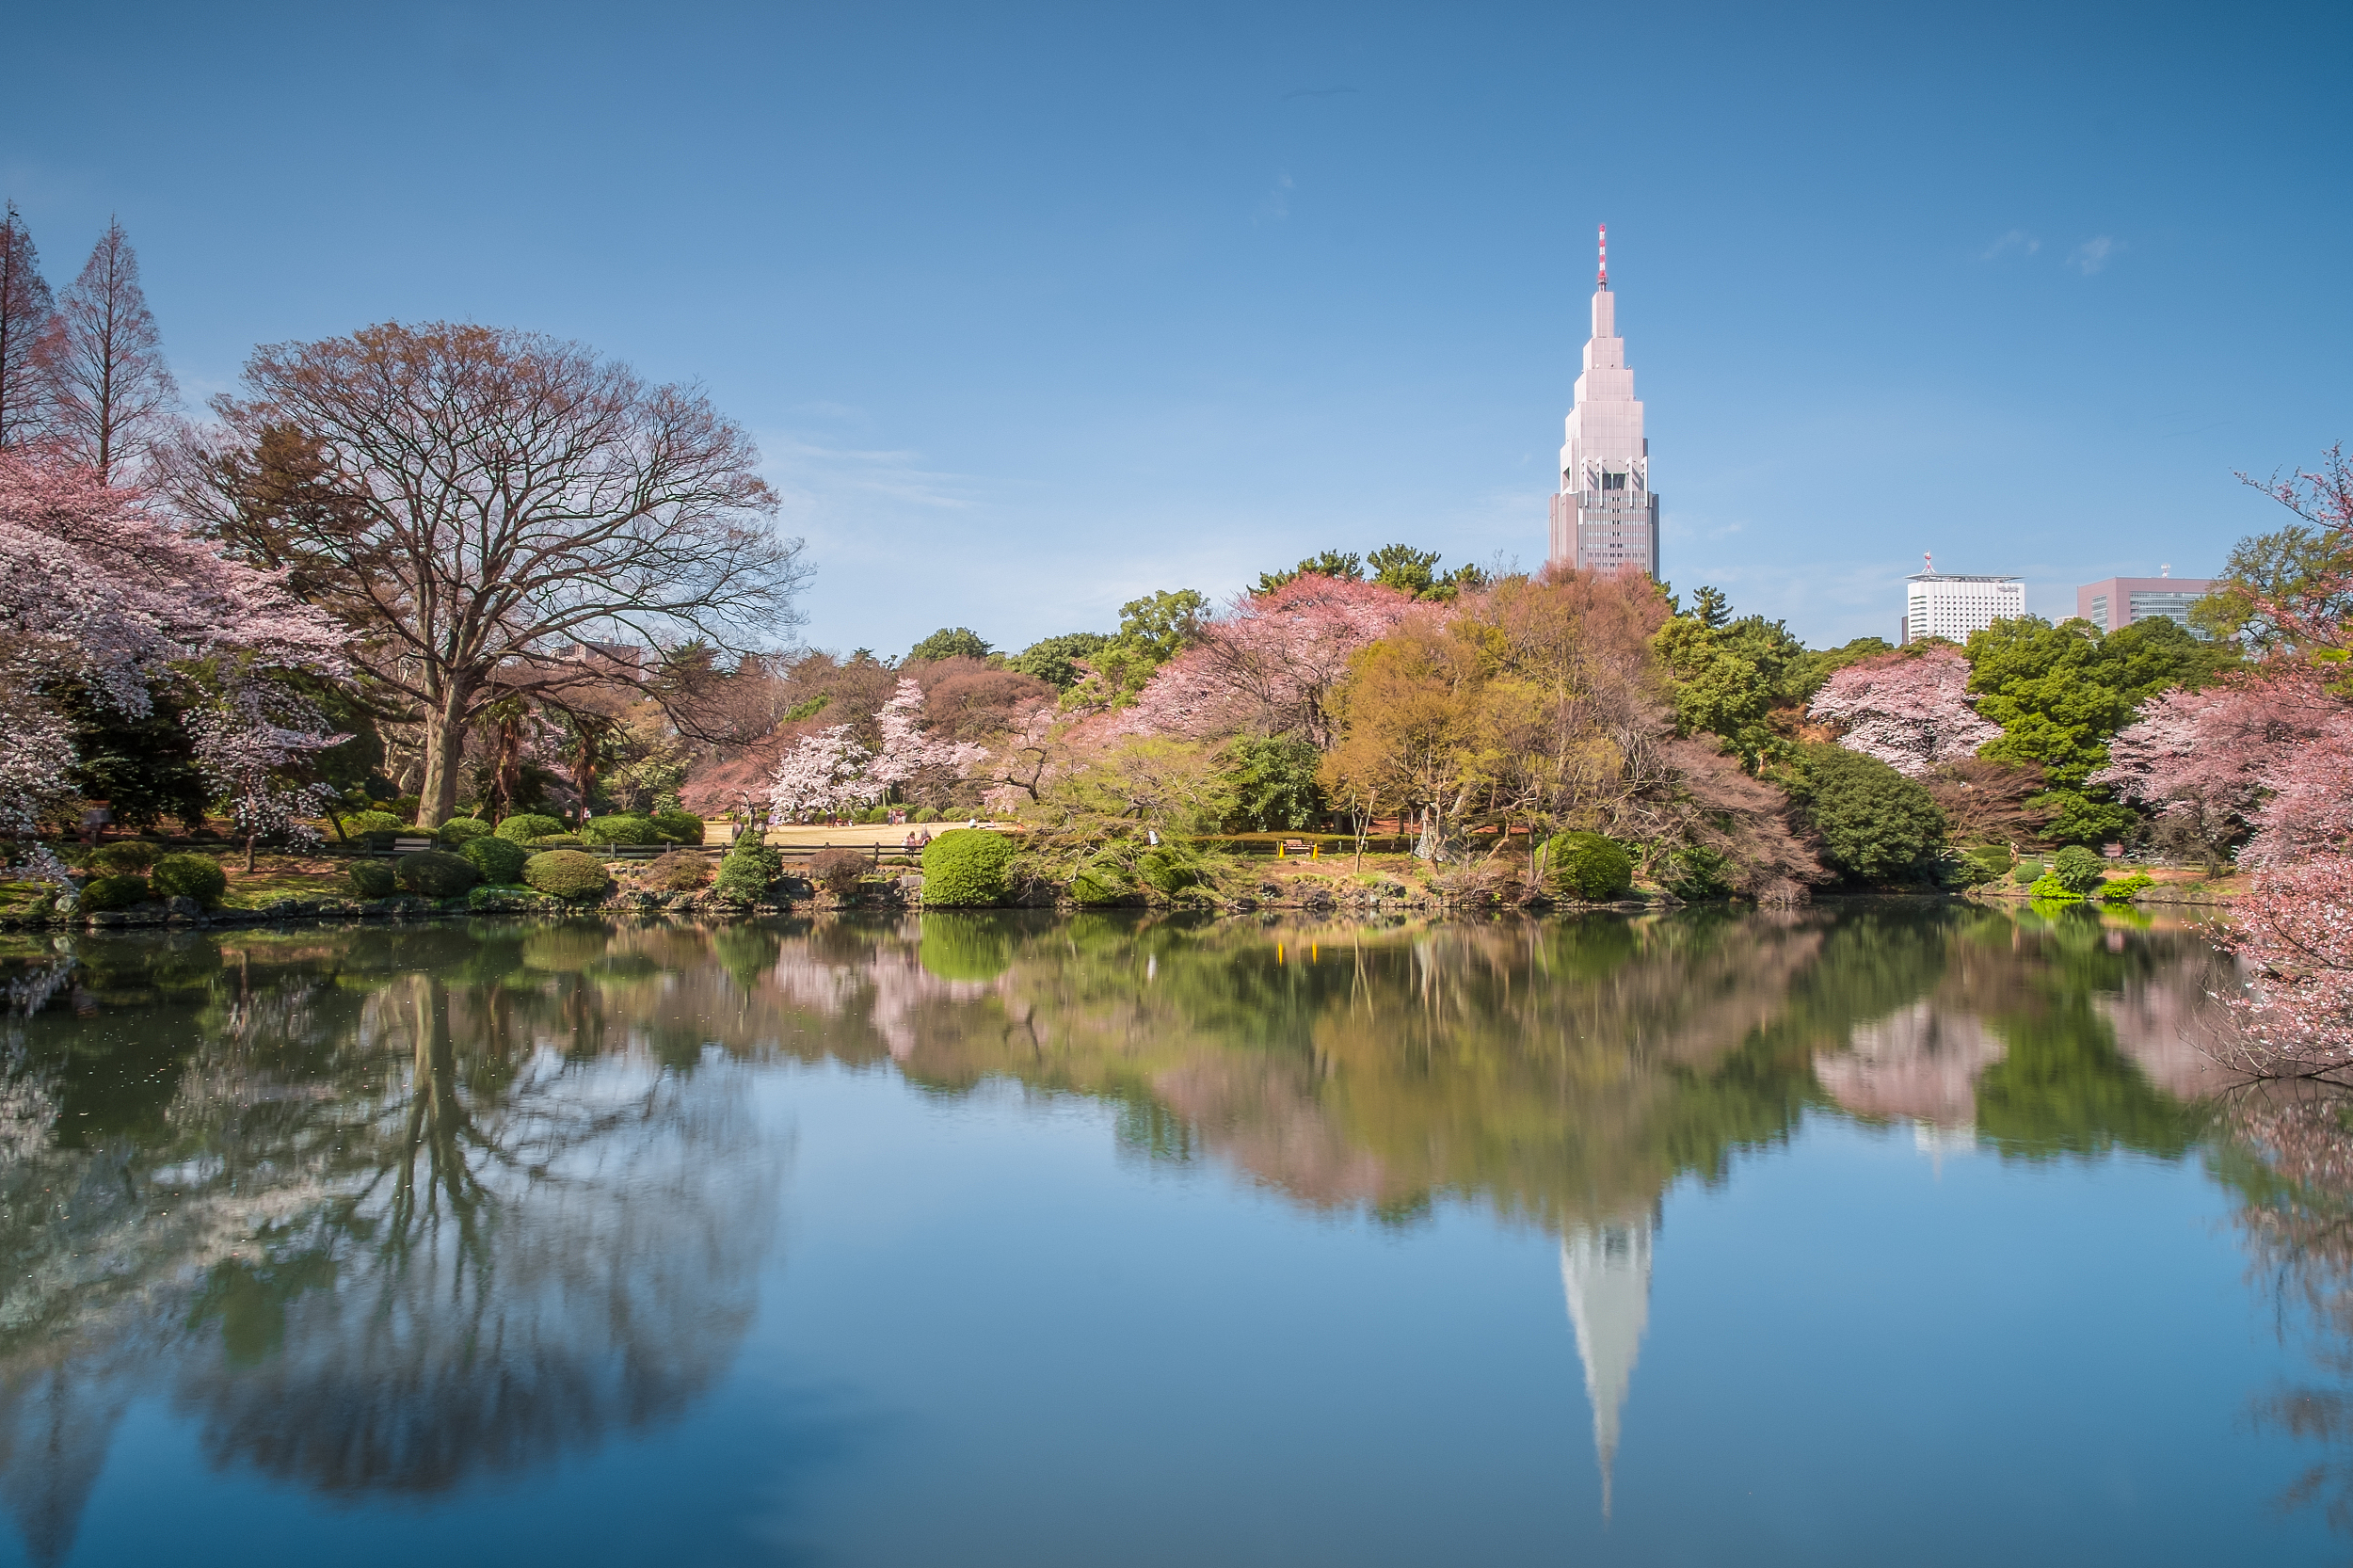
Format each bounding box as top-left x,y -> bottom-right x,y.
1597,224 -> 1608,289
2161,563 -> 2170,578
1924,551 -> 1933,573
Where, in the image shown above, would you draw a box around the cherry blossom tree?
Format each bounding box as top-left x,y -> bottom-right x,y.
189,675 -> 350,870
2094,663 -> 2343,868
866,678 -> 984,799
1805,647 -> 1999,776
0,452 -> 344,850
1121,573 -> 1417,746
767,725 -> 873,821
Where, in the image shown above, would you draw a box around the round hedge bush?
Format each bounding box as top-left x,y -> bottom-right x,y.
342,809 -> 407,837
89,840 -> 162,873
436,817 -> 492,846
580,814 -> 658,847
346,861 -> 397,899
527,833 -> 583,849
2051,844 -> 2106,897
151,854 -> 228,907
494,813 -> 567,844
712,838 -> 780,904
80,873 -> 151,911
1544,832 -> 1634,902
2010,859 -> 2045,886
2028,872 -> 2081,902
920,829 -> 1016,906
394,849 -> 479,898
459,836 -> 532,885
643,850 -> 712,891
650,809 -> 705,845
913,807 -> 941,824
524,849 -> 612,902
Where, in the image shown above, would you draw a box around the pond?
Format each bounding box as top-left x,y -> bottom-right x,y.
3,904 -> 2348,1566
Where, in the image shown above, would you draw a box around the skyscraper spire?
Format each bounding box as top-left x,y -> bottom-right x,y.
1547,228 -> 1658,577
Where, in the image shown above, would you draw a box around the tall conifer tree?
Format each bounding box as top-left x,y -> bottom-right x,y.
0,202 -> 57,449
47,217 -> 178,484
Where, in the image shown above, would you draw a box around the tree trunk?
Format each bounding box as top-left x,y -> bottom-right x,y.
414,692 -> 473,830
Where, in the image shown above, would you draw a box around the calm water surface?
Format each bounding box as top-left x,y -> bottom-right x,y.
4,904 -> 2348,1565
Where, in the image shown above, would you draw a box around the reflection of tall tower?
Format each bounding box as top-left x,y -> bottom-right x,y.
1560,1213 -> 1655,1518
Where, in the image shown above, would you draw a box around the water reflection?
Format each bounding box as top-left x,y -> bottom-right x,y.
0,903 -> 2266,1560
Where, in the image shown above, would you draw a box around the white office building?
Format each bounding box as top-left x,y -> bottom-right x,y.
1547,226 -> 1659,578
1903,571 -> 2025,644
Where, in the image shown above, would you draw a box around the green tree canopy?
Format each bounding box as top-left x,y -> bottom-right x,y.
1006,632 -> 1112,689
907,627 -> 994,664
1788,743 -> 1947,883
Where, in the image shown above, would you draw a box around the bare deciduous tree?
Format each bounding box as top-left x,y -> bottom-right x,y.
193,321 -> 810,825
0,203 -> 57,449
45,218 -> 179,484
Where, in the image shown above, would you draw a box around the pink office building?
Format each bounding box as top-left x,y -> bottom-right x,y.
2075,573 -> 2214,632
1547,226 -> 1659,578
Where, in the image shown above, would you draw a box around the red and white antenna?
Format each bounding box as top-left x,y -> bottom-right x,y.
1597,223 -> 1608,289
1924,551 -> 1934,573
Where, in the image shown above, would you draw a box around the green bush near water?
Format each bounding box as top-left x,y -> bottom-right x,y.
920,829 -> 1016,906
712,835 -> 781,904
524,850 -> 612,902
394,850 -> 478,898
2101,872 -> 2155,903
2050,845 -> 2107,897
80,874 -> 152,911
1543,832 -> 1634,902
1069,859 -> 1133,905
345,861 -> 397,899
89,840 -> 163,874
2011,859 -> 2046,886
459,836 -> 532,885
151,854 -> 228,907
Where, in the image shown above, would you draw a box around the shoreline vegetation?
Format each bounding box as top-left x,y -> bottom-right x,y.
0,232 -> 2343,1067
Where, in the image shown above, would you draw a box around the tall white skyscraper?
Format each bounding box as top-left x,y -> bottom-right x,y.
1548,226 -> 1659,578
1902,563 -> 2025,644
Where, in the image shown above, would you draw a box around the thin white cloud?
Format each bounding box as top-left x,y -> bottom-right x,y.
1980,230 -> 2041,261
2071,235 -> 2119,275
1257,173 -> 1294,223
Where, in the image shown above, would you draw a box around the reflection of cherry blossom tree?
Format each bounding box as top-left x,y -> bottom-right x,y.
1806,647 -> 1999,776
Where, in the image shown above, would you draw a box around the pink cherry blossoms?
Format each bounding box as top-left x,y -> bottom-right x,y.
1120,573 -> 1417,746
0,452 -> 346,840
189,676 -> 351,862
766,679 -> 982,821
1805,647 -> 2000,776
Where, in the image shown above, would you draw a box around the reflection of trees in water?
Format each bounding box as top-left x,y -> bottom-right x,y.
2216,1088 -> 2353,1540
0,927 -> 779,1561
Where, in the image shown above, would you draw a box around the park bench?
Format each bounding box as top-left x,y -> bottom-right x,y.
1277,839 -> 1314,857
392,837 -> 434,856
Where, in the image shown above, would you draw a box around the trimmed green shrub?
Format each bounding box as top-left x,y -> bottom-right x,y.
809,847 -> 870,900
712,837 -> 780,904
580,814 -> 659,847
435,817 -> 491,846
2028,872 -> 2081,902
89,840 -> 163,873
80,874 -> 152,911
1787,745 -> 1945,883
346,861 -> 397,898
1543,832 -> 1634,902
526,834 -> 583,849
341,809 -> 407,845
459,836 -> 532,885
151,854 -> 228,907
392,794 -> 422,821
920,829 -> 1016,906
524,849 -> 612,902
650,809 -> 705,845
2100,871 -> 2155,903
494,813 -> 566,843
2011,859 -> 2046,886
912,807 -> 941,824
1069,859 -> 1132,905
643,850 -> 712,891
2051,844 -> 2106,896
920,914 -> 1012,981
394,850 -> 479,898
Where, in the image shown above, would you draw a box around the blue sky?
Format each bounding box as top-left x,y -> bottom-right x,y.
5,0 -> 2347,654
